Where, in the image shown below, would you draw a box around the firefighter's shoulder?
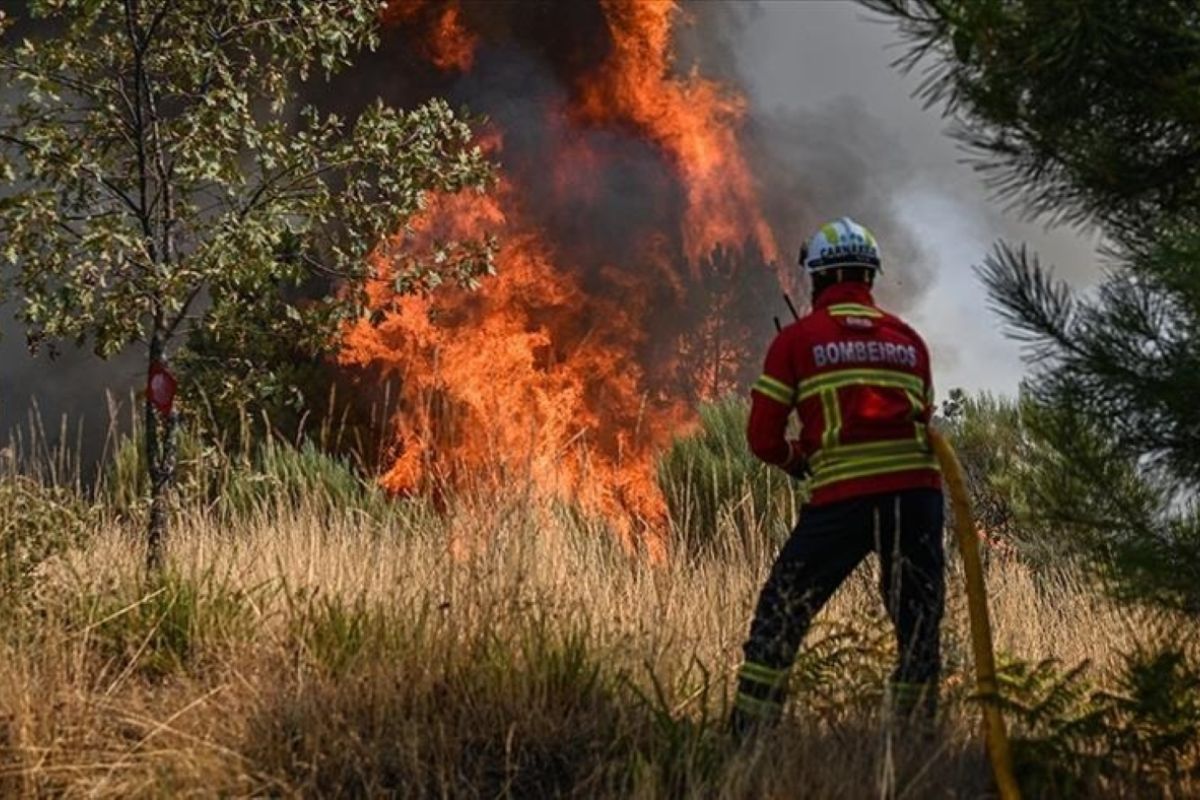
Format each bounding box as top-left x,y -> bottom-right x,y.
877,308 -> 931,350
787,303 -> 836,332
770,313 -> 824,350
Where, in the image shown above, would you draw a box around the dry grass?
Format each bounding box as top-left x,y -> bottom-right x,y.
0,484 -> 1189,799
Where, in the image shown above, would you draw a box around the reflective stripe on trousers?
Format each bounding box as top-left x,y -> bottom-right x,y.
734,489 -> 945,726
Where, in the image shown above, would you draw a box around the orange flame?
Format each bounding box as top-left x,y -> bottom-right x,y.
383,0 -> 478,72
341,183 -> 686,553
346,0 -> 782,550
577,0 -> 778,263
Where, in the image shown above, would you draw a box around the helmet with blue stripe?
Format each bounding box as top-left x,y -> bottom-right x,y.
799,217 -> 882,274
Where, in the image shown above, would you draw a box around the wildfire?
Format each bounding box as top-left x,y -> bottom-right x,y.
576,0 -> 778,263
383,0 -> 478,72
341,0 -> 784,549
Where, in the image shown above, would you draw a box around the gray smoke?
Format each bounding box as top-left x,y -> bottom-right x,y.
718,0 -> 1101,391
0,0 -> 1103,458
674,0 -> 934,317
743,100 -> 932,314
0,6 -> 138,471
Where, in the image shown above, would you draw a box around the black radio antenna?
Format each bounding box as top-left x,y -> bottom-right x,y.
783,293 -> 800,322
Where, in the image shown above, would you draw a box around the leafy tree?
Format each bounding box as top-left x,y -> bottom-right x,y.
671,242 -> 780,404
865,0 -> 1200,611
0,1 -> 495,570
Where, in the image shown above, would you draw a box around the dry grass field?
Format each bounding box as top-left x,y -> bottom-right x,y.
1,472 -> 1190,799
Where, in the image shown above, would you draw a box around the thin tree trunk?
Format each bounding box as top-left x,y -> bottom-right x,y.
144,333 -> 177,573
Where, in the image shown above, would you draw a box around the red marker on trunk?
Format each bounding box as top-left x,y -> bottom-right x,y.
147,361 -> 177,416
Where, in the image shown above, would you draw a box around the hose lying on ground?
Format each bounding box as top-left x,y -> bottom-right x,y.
929,429 -> 1022,800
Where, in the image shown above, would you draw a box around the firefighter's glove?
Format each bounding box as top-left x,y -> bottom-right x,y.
781,441 -> 810,480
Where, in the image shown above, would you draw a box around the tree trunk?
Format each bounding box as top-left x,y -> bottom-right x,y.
144,334 -> 178,573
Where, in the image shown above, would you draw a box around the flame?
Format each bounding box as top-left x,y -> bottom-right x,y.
346,0 -> 784,550
341,183 -> 687,553
383,0 -> 478,72
577,0 -> 778,263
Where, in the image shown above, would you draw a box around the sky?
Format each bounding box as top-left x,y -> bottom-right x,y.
733,0 -> 1102,397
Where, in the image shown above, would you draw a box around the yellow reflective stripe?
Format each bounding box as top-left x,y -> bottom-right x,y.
905,390 -> 930,448
810,438 -> 930,468
798,368 -> 925,402
814,452 -> 938,484
735,692 -> 783,718
820,389 -> 842,451
811,453 -> 939,489
739,662 -> 789,688
753,374 -> 795,405
812,460 -> 940,490
906,389 -> 923,413
818,450 -> 938,477
801,368 -> 925,398
915,420 -> 929,449
827,303 -> 883,318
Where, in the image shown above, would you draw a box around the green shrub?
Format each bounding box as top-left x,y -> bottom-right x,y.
938,389 -> 1075,570
100,419 -> 218,518
998,635 -> 1200,796
939,390 -> 1024,537
0,476 -> 93,599
102,422 -> 397,525
657,397 -> 803,556
78,569 -> 256,679
219,438 -> 393,522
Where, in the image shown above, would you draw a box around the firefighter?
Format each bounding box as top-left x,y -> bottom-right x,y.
731,216 -> 945,737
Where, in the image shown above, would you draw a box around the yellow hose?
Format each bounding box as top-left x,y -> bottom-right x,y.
929,429 -> 1022,800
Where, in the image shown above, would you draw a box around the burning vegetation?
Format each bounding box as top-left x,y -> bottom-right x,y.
338,0 -> 788,546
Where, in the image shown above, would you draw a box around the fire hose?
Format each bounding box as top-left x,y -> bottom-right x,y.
929,429 -> 1021,800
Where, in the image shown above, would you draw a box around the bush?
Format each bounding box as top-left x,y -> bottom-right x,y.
77,569 -> 257,679
102,423 -> 397,525
100,418 -> 218,519
998,634 -> 1200,796
657,398 -> 803,556
0,476 -> 93,600
219,438 -> 394,522
939,390 -> 1024,539
939,389 -> 1071,569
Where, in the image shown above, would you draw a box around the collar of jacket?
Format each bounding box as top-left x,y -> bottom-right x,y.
813,281 -> 875,310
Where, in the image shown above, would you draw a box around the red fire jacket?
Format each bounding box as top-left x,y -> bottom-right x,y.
747,282 -> 941,506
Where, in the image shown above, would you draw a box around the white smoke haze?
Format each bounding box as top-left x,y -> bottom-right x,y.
729,0 -> 1101,395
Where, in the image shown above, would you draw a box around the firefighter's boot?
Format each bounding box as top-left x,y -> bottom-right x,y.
729,661 -> 789,743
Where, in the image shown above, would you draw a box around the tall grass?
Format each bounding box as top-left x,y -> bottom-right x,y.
0,405 -> 1197,796
657,397 -> 803,557
0,487 -> 1194,797
99,404 -> 400,525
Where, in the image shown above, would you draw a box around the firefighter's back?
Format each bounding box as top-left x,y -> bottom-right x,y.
786,290 -> 941,506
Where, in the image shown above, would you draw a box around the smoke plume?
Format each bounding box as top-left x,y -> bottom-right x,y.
1,1 -> 941,508
325,0 -> 941,544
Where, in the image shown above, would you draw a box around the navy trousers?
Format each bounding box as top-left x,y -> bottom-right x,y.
733,488 -> 946,728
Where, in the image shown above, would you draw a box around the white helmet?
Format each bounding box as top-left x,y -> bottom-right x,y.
799,216 -> 882,273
